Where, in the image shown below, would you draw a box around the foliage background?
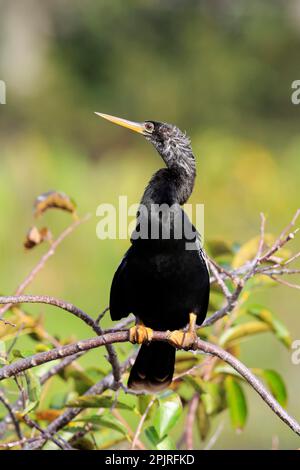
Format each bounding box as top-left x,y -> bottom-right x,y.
0,0 -> 300,449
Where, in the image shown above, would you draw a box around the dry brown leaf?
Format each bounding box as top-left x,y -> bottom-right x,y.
33,191 -> 77,218
24,226 -> 52,250
35,410 -> 62,422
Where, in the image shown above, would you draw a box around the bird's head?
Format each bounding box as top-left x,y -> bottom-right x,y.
95,112 -> 195,175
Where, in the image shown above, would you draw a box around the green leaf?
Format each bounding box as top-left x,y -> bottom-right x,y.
196,399 -> 210,441
72,437 -> 95,450
12,349 -> 34,358
144,425 -> 176,450
49,392 -> 68,410
0,341 -> 8,365
76,414 -> 127,435
137,395 -> 155,416
67,369 -> 95,395
225,377 -> 247,431
183,376 -> 204,394
0,341 -> 6,356
35,343 -> 51,353
145,426 -> 160,447
156,435 -> 176,450
201,382 -> 223,415
248,306 -> 292,348
219,321 -> 270,347
22,370 -> 41,415
66,395 -> 133,410
153,392 -> 182,440
260,369 -> 287,407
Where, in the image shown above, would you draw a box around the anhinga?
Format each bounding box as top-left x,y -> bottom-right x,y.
96,112 -> 210,392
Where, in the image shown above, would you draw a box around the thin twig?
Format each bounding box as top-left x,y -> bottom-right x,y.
23,415 -> 73,450
0,214 -> 91,319
207,258 -> 232,299
271,275 -> 300,290
0,390 -> 23,441
131,397 -> 156,450
95,307 -> 109,324
185,393 -> 199,450
203,421 -> 224,450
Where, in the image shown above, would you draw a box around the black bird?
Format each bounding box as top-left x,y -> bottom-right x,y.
96,112 -> 210,392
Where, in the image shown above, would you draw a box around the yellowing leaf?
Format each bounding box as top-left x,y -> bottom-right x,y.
248,306 -> 292,348
35,409 -> 62,422
232,234 -> 274,268
233,233 -> 292,269
219,321 -> 270,347
33,191 -> 77,218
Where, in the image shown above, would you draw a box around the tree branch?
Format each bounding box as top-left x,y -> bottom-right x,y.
0,294 -> 122,389
1,329 -> 299,438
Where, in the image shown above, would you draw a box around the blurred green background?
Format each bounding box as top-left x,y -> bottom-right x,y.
0,0 -> 300,449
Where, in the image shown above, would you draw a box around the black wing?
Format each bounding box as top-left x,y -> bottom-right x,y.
109,246 -> 134,321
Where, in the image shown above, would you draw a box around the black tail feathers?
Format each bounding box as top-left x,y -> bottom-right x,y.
128,342 -> 176,392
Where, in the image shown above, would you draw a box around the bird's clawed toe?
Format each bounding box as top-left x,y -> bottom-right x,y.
167,313 -> 198,350
129,324 -> 153,344
167,329 -> 197,350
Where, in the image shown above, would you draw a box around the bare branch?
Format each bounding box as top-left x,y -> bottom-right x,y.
0,294 -> 122,389
23,415 -> 73,450
207,257 -> 231,299
0,295 -> 97,330
0,331 -> 129,380
201,279 -> 244,328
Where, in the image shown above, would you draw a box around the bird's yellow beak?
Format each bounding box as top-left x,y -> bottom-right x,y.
95,112 -> 145,134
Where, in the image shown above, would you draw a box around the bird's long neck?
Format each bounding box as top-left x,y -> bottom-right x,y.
141,150 -> 196,207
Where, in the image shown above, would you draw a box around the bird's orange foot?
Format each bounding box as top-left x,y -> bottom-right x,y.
167,329 -> 197,350
129,324 -> 153,344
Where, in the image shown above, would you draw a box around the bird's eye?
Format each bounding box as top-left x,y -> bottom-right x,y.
144,122 -> 154,133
